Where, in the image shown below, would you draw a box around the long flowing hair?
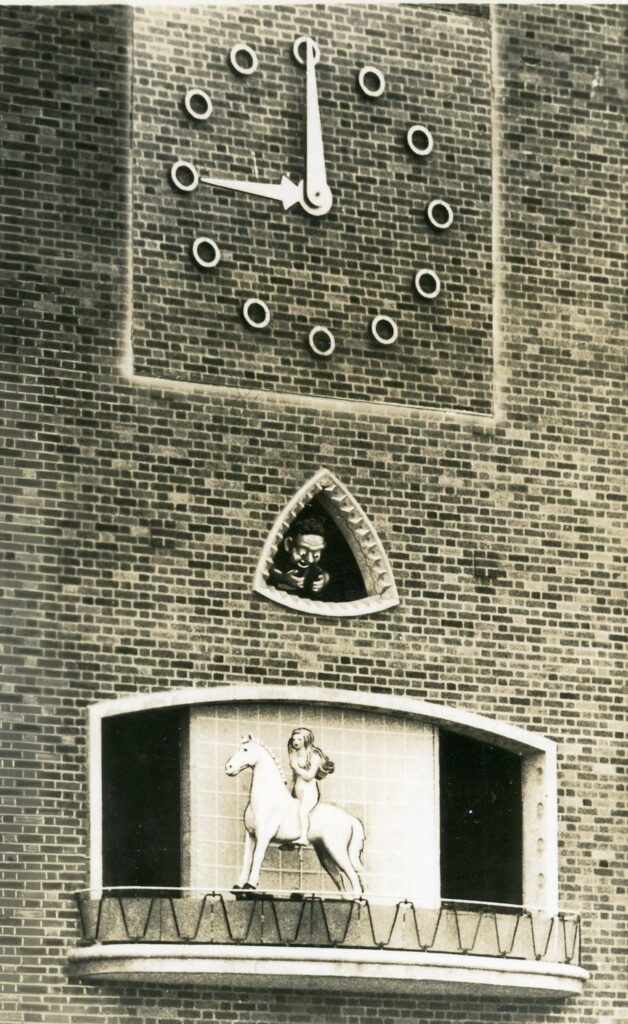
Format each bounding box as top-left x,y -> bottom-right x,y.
288,727 -> 335,779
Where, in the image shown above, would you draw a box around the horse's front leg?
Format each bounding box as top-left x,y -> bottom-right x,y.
237,830 -> 255,888
247,821 -> 280,890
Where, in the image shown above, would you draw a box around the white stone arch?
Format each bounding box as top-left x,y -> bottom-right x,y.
88,684 -> 558,915
253,469 -> 399,617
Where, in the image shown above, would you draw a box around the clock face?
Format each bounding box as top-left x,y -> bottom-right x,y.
132,4 -> 494,415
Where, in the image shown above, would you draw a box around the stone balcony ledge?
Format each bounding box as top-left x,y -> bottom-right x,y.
68,942 -> 588,997
68,890 -> 588,998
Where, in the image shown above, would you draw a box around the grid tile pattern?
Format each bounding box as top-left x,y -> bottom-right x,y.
190,702 -> 438,901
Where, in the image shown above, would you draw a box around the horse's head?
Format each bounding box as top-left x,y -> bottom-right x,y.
225,734 -> 259,777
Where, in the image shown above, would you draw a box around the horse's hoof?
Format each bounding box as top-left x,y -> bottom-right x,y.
242,883 -> 257,890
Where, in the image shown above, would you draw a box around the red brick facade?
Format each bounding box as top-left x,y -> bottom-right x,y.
1,3 -> 625,1022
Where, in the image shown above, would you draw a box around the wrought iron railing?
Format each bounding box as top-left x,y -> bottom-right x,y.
73,888 -> 582,966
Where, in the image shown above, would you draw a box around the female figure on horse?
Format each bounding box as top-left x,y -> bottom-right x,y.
288,727 -> 335,846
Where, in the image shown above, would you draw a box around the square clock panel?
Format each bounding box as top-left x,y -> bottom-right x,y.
131,3 -> 495,415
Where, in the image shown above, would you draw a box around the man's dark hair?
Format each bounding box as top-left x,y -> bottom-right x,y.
292,515 -> 326,540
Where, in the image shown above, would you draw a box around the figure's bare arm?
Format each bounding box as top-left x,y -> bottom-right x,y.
292,760 -> 321,782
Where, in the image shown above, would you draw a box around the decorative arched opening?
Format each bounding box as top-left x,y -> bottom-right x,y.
253,469 -> 399,617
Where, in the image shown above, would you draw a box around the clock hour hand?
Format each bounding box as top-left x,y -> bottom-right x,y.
200,174 -> 302,211
300,37 -> 333,214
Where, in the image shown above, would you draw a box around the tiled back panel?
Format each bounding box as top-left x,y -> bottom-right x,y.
190,703 -> 438,901
131,3 -> 494,413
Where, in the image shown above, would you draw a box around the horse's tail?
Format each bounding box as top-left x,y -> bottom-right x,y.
348,816 -> 365,871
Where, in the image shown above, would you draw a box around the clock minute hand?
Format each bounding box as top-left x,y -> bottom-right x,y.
304,38 -> 332,213
200,174 -> 302,211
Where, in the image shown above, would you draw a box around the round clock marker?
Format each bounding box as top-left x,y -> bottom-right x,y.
292,36 -> 320,66
242,298 -> 271,329
184,88 -> 212,121
371,315 -> 398,346
192,237 -> 221,269
407,124 -> 434,157
309,326 -> 335,358
229,43 -> 258,76
171,159 -> 199,192
427,199 -> 454,230
415,269 -> 441,300
358,66 -> 385,98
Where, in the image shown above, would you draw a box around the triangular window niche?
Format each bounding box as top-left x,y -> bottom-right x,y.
253,469 -> 399,618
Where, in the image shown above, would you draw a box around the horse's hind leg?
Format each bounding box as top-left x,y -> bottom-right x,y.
321,832 -> 362,896
312,840 -> 345,892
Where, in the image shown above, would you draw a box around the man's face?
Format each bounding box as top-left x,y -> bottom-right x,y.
287,533 -> 325,568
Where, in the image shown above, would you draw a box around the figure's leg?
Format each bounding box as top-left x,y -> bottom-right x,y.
235,831 -> 255,889
294,786 -> 317,846
294,803 -> 310,846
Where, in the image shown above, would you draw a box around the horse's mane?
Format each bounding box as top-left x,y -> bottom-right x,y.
249,736 -> 288,786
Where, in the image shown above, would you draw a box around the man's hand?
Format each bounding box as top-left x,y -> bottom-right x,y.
287,570 -> 306,591
310,571 -> 330,594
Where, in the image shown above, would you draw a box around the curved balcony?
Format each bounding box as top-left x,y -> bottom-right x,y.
68,889 -> 588,997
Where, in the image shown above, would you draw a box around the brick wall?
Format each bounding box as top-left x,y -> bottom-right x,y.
1,3 -> 625,1024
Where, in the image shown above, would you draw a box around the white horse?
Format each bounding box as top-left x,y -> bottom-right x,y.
225,736 -> 364,896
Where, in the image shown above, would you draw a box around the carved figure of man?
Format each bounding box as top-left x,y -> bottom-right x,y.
268,516 -> 330,597
288,727 -> 335,845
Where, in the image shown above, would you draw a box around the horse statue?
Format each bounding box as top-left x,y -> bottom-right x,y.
225,735 -> 364,897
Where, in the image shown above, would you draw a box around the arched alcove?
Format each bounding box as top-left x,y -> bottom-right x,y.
253,469 -> 399,617
71,687 -> 587,997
